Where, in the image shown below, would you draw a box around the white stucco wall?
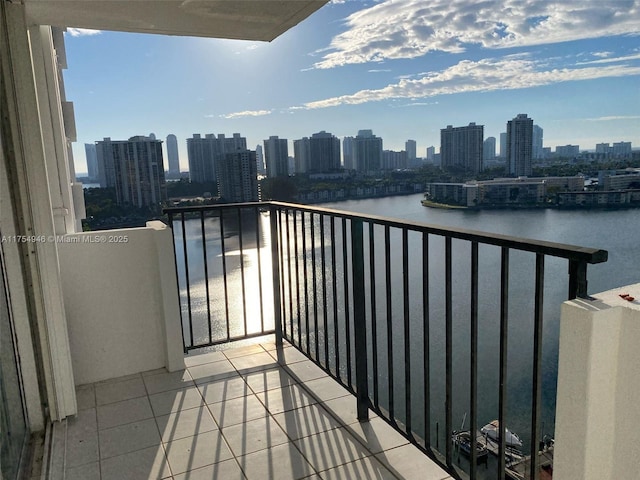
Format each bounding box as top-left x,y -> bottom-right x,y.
58,221 -> 184,385
555,284 -> 640,480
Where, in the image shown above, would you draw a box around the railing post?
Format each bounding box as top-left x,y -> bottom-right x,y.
270,205 -> 283,347
351,219 -> 369,421
568,259 -> 588,299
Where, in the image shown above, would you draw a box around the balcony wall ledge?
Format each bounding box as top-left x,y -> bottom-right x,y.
555,283 -> 640,480
58,222 -> 184,387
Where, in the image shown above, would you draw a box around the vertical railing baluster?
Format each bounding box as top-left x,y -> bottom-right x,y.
283,210 -> 292,340
181,212 -> 194,348
568,259 -> 588,299
369,222 -> 379,410
200,210 -> 213,345
255,206 -> 265,333
331,218 -> 340,378
237,208 -> 248,336
445,236 -> 453,467
422,232 -> 430,448
351,219 -> 369,421
279,209 -> 289,339
403,229 -> 412,438
311,213 -> 319,359
498,247 -> 510,480
385,225 -> 394,421
219,209 -> 231,341
320,215 -> 329,369
302,212 -> 310,354
470,241 -> 479,478
167,212 -> 187,353
342,218 -> 352,388
530,253 -> 545,480
270,205 -> 283,347
293,211 -> 302,347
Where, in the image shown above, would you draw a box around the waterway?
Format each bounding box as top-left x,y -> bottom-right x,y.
172,193 -> 638,478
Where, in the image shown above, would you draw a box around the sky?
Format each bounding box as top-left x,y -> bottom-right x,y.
63,0 -> 640,174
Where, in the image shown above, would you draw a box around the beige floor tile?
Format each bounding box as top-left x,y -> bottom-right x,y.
149,386 -> 205,417
243,367 -> 298,394
321,395 -> 376,427
184,351 -> 227,368
65,430 -> 99,469
101,445 -> 172,480
282,360 -> 328,383
197,375 -> 251,405
164,430 -> 233,475
95,373 -> 142,385
257,384 -> 318,415
95,377 -> 147,406
99,418 -> 161,459
172,458 -> 245,480
302,376 -> 351,403
320,455 -> 397,480
293,426 -> 371,472
97,396 -> 154,430
268,345 -> 310,365
64,461 -> 100,480
188,360 -> 238,384
222,415 -> 290,456
237,442 -> 316,480
207,394 -> 268,428
75,384 -> 96,411
66,408 -> 97,439
375,444 -> 452,480
223,343 -> 266,359
144,370 -> 195,395
229,351 -> 279,373
156,406 -> 218,443
271,403 -> 342,441
345,417 -> 410,454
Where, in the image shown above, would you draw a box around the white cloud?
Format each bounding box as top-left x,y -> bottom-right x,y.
220,109 -> 272,119
592,51 -> 614,58
300,56 -> 640,109
66,28 -> 102,37
577,53 -> 640,65
584,115 -> 640,121
313,0 -> 640,69
368,69 -> 392,72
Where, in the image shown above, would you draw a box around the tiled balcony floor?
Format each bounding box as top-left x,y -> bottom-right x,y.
55,340 -> 453,480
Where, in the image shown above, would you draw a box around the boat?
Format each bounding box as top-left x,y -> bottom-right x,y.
480,420 -> 524,449
452,413 -> 489,462
505,436 -> 554,480
452,430 -> 489,462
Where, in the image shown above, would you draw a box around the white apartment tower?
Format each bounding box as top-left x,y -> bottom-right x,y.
217,149 -> 259,202
84,143 -> 98,181
95,136 -> 167,209
506,114 -> 534,177
440,123 -> 484,174
353,130 -> 383,174
293,137 -> 310,174
343,136 -> 355,170
166,134 -> 180,174
309,131 -> 340,172
405,139 -> 417,166
187,133 -> 247,183
264,136 -> 289,178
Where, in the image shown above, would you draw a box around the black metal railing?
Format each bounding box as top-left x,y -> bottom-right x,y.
164,201 -> 607,480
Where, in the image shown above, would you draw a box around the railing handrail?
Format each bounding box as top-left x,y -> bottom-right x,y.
164,201 -> 608,265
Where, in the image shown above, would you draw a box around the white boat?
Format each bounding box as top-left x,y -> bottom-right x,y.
480,420 -> 523,449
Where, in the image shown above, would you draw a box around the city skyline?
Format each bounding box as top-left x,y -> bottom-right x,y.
64,1 -> 640,174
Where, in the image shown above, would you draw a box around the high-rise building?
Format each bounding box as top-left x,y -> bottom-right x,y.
555,145 -> 580,158
440,123 -> 484,174
255,144 -> 265,175
426,146 -> 436,163
309,131 -> 340,172
84,143 -> 98,181
293,137 -> 310,174
612,141 -> 632,156
343,136 -> 354,170
506,114 -> 534,176
596,143 -> 611,155
533,125 -> 544,160
166,134 -> 180,174
95,136 -> 166,209
217,149 -> 258,203
187,133 -> 247,183
264,136 -> 289,178
500,132 -> 507,158
353,130 -> 383,173
405,140 -> 417,166
483,137 -> 496,162
383,150 -> 407,170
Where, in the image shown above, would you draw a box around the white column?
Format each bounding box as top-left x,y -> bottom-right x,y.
555,284 -> 640,479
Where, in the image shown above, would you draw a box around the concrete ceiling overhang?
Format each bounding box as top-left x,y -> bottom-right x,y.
24,0 -> 328,41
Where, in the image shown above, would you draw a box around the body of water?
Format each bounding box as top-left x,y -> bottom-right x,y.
172,194 -> 638,478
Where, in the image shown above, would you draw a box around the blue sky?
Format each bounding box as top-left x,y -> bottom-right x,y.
64,0 -> 640,174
